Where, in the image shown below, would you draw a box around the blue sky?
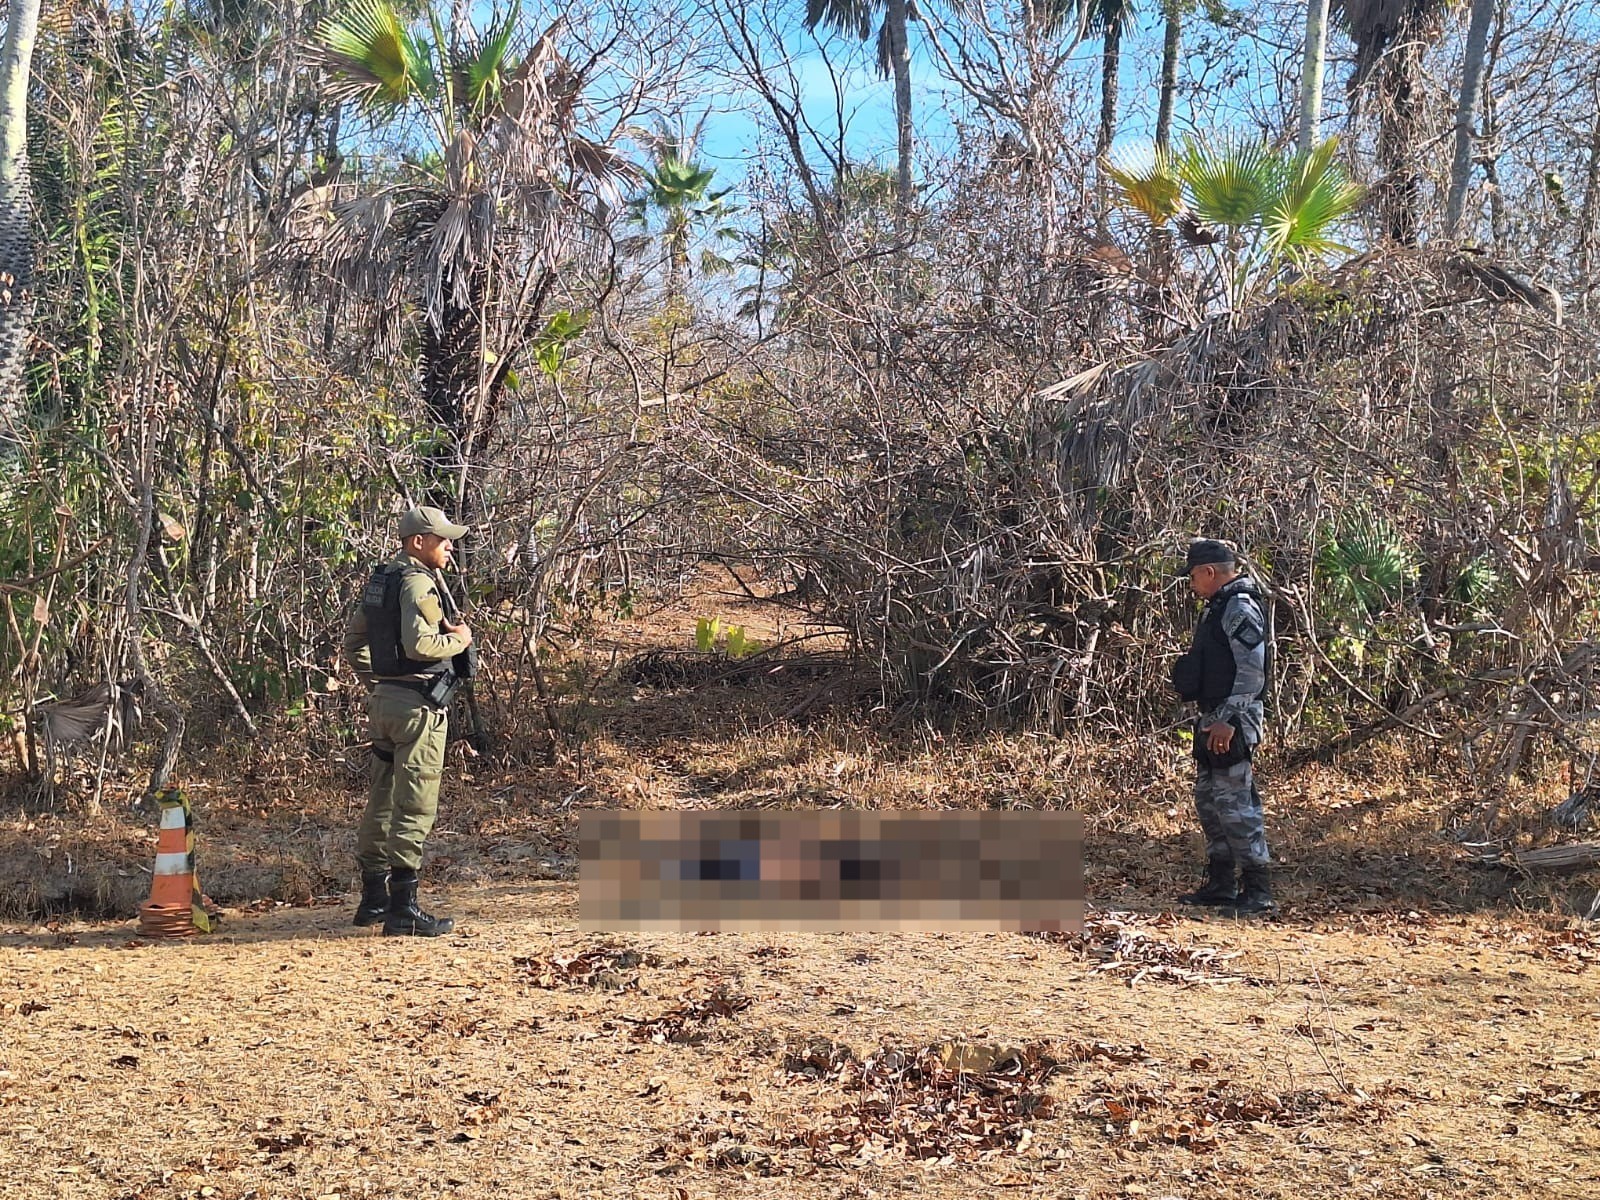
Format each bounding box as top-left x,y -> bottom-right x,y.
672,4 -> 1300,195
693,34 -> 950,178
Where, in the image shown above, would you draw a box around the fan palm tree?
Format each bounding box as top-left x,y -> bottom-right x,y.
624,122 -> 737,303
804,0 -> 917,225
1330,0 -> 1453,245
1104,134 -> 1365,316
290,0 -> 628,499
0,0 -> 42,453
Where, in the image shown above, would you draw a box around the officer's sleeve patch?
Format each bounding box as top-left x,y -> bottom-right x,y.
415,592 -> 444,625
1226,597 -> 1265,649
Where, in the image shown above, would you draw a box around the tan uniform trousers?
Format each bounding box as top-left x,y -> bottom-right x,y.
356,683 -> 448,873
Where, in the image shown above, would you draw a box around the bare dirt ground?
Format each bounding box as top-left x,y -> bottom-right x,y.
4,567 -> 1599,1200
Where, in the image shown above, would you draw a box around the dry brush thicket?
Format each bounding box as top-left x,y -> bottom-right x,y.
2,0 -> 1600,830
673,196 -> 1599,811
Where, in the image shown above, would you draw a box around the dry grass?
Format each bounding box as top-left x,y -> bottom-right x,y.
4,888 -> 1600,1199
3,566 -> 1600,1198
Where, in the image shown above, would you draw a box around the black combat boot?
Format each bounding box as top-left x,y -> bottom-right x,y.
1231,865 -> 1276,916
1178,857 -> 1237,907
382,868 -> 455,937
353,870 -> 389,927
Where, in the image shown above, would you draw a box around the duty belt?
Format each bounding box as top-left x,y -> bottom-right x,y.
376,676 -> 452,705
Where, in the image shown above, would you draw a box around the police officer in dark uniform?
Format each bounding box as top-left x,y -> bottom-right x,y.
1169,539 -> 1275,916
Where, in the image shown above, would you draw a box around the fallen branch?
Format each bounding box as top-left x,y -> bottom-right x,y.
1511,843 -> 1600,874
1468,841 -> 1600,874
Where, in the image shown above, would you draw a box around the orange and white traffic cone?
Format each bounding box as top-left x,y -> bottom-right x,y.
138,786 -> 215,939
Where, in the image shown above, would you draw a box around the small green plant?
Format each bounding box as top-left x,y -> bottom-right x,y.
694,616 -> 720,653
532,309 -> 590,377
1449,554 -> 1501,616
1316,510 -> 1416,618
693,617 -> 758,659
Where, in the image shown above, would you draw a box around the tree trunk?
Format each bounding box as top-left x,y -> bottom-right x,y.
419,274 -> 481,507
1479,0 -> 1509,253
1096,19 -> 1123,158
1507,842 -> 1600,874
1375,43 -> 1424,245
1155,0 -> 1181,153
883,0 -> 914,227
0,0 -> 42,449
1578,92 -> 1600,317
666,212 -> 689,304
1298,0 -> 1330,151
1149,3 -> 1180,341
1444,0 -> 1496,235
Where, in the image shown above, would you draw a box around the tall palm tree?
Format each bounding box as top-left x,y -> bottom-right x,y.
804,0 -> 917,226
1444,0 -> 1495,234
1031,0 -> 1136,163
1299,0 -> 1331,150
0,0 -> 42,451
291,0 -> 628,499
625,122 -> 737,303
1331,0 -> 1452,245
1155,0 -> 1182,153
1088,0 -> 1136,158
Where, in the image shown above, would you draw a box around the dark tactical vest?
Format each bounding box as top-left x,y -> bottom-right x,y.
1170,577 -> 1271,711
361,563 -> 449,680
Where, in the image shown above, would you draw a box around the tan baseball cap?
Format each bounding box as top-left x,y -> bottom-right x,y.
397,505 -> 469,540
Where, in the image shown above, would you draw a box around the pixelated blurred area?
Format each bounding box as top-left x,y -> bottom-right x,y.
580,809 -> 1083,932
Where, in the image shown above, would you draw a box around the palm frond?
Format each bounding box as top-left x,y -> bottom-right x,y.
494,20 -> 562,126
1180,135 -> 1280,230
805,0 -> 874,42
35,680 -> 142,750
699,248 -> 737,277
1103,144 -> 1183,226
1263,136 -> 1364,263
875,18 -> 895,80
1023,0 -> 1075,36
316,0 -> 435,110
455,3 -> 520,115
569,137 -> 633,205
1450,554 -> 1500,613
1316,510 -> 1415,616
1082,0 -> 1137,37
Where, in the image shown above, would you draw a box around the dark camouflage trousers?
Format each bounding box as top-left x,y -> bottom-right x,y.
1193,759 -> 1270,868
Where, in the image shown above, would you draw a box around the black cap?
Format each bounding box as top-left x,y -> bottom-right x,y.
1182,539 -> 1238,574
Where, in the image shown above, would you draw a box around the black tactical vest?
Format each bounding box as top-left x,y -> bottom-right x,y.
361,563 -> 449,679
1171,578 -> 1270,710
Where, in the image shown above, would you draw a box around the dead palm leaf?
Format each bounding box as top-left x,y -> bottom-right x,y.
35,679 -> 143,751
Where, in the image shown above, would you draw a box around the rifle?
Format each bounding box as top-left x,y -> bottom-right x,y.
433,572 -> 491,755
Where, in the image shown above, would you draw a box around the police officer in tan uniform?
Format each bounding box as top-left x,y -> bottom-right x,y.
342,506 -> 474,936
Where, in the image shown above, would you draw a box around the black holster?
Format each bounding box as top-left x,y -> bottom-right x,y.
1193,717 -> 1253,769
424,668 -> 460,709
